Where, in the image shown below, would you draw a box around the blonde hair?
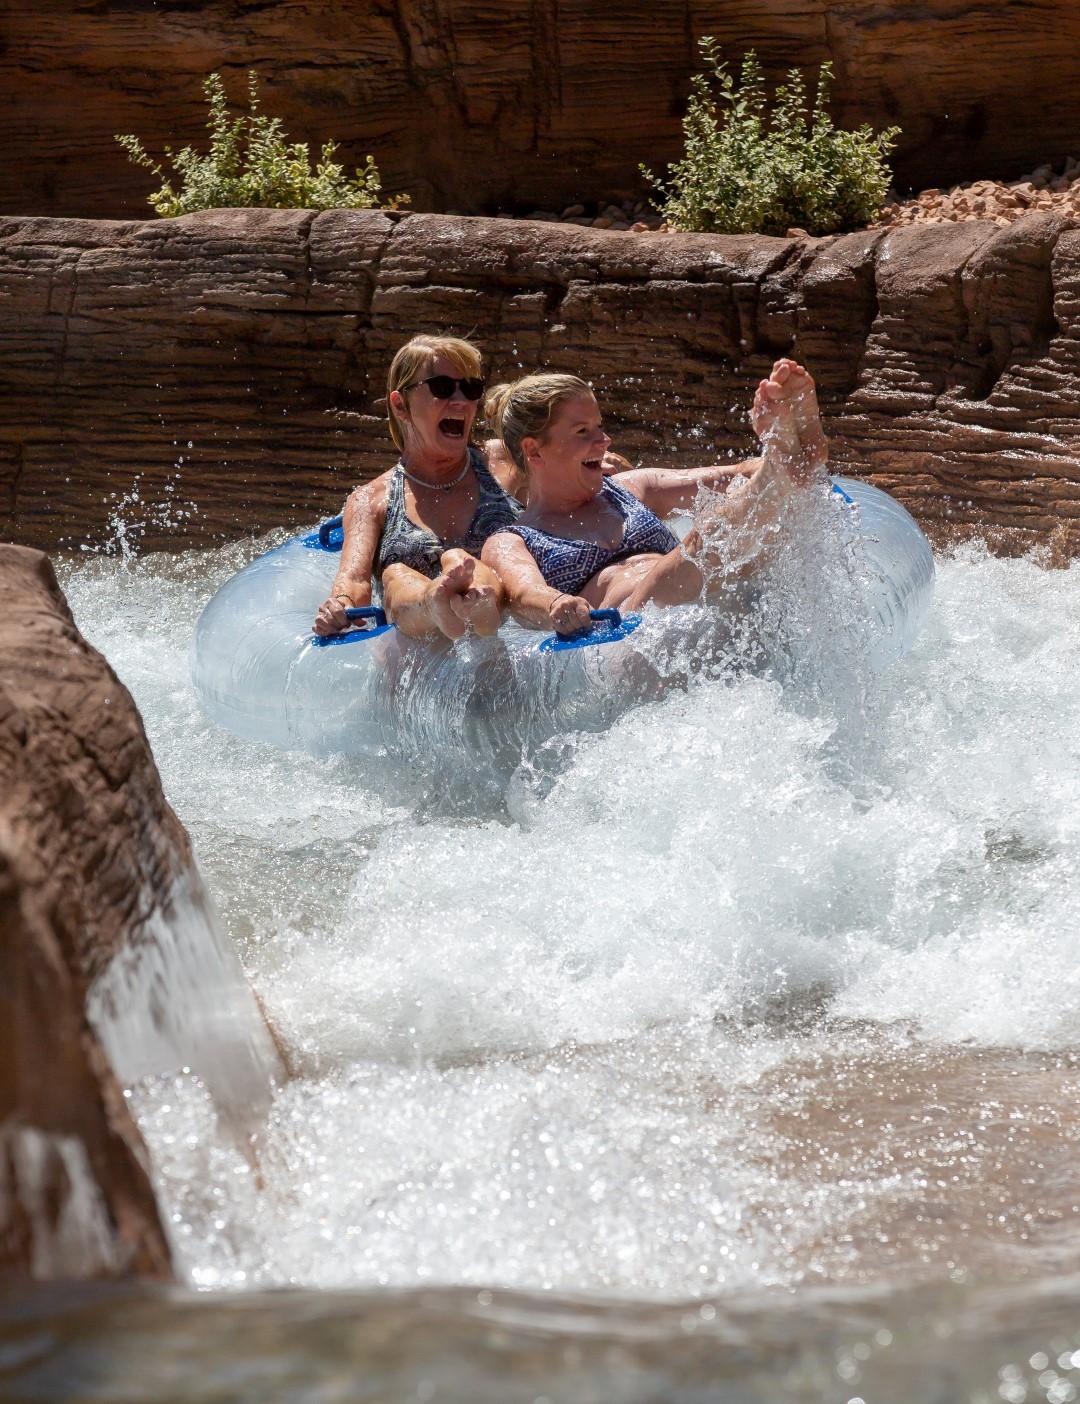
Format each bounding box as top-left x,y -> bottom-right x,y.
484,373 -> 594,474
386,335 -> 484,451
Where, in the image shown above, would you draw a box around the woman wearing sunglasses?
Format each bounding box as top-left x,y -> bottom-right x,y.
314,334 -> 521,641
480,359 -> 828,635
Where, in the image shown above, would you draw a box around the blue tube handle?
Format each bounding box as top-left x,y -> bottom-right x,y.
344,606 -> 388,629
319,515 -> 344,548
556,608 -> 623,641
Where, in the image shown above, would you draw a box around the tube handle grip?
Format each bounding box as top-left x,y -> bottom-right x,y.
318,515 -> 344,548
345,606 -> 388,629
556,608 -> 623,641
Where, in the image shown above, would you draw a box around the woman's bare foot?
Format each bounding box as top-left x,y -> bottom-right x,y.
682,361 -> 829,588
449,579 -> 503,636
751,360 -> 828,484
425,559 -> 472,640
426,556 -> 504,639
773,358 -> 828,475
751,376 -> 804,488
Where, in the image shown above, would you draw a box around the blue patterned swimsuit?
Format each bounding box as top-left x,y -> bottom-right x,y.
500,478 -> 681,596
375,446 -> 521,581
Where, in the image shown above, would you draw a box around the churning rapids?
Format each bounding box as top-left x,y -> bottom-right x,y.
9,524 -> 1080,1404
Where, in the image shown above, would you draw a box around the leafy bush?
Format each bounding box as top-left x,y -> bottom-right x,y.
117,72 -> 407,218
643,39 -> 899,236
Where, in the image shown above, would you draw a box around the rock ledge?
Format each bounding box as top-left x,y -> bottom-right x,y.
1,209 -> 1078,555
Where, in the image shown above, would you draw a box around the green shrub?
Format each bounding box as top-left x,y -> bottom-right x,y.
643,39 -> 899,236
117,72 -> 407,218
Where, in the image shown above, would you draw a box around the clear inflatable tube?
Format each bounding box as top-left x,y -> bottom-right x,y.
191,477 -> 934,761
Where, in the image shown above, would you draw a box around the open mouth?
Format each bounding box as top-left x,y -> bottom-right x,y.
439,418 -> 466,439
583,456 -> 603,470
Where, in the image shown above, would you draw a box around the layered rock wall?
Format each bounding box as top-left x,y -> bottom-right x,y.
0,542 -> 284,1278
1,209 -> 1078,554
3,1 -> 1080,220
0,545 -> 174,1277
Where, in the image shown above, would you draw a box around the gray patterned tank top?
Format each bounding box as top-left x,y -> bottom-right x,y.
375,446 -> 521,581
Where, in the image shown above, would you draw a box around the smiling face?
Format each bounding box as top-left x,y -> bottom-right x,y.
391,352 -> 481,465
523,393 -> 612,500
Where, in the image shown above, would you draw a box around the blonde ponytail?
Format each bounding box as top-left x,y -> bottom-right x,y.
483,381 -> 515,439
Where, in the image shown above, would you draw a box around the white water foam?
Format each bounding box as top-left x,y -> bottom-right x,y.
0,1128 -> 127,1278
60,536 -> 1080,1297
87,865 -> 284,1129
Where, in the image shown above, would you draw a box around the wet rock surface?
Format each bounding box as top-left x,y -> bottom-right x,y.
0,539 -> 289,1277
0,544 -> 174,1278
3,0 -> 1080,221
2,208 -> 1078,554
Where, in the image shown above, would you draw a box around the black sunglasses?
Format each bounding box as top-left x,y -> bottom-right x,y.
403,374 -> 486,402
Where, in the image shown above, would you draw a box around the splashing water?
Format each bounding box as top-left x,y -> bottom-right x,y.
78,471 -> 200,563
57,530 -> 1080,1307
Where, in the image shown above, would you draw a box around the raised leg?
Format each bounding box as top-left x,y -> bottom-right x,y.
534,360 -> 831,621
697,360 -> 829,565
746,359 -> 828,485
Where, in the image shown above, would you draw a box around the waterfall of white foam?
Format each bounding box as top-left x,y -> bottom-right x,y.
86,864 -> 284,1131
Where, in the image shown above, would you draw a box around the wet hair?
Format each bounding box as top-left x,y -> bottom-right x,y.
386,335 -> 484,451
484,373 -> 594,474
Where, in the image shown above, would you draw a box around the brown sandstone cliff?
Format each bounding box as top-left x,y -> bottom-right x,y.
0,542 -> 284,1278
0,545 -> 173,1277
2,1 -> 1079,221
1,209 -> 1078,555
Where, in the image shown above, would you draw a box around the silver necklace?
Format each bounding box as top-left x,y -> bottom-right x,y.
398,456 -> 472,492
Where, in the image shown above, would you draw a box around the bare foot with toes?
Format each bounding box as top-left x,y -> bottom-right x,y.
750,360 -> 829,488
772,358 -> 828,476
449,579 -> 502,636
752,379 -> 801,479
426,559 -> 473,640
427,557 -> 503,639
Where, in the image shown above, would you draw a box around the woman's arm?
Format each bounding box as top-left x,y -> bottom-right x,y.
313,477 -> 389,635
613,459 -> 762,518
481,533 -> 593,634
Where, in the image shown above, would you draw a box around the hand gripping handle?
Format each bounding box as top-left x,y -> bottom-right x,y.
556,608 -> 623,641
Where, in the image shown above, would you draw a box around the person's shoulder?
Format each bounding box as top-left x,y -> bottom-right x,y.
477,438 -> 527,502
346,468 -> 394,516
481,524 -> 526,559
477,438 -> 508,481
607,468 -> 651,501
